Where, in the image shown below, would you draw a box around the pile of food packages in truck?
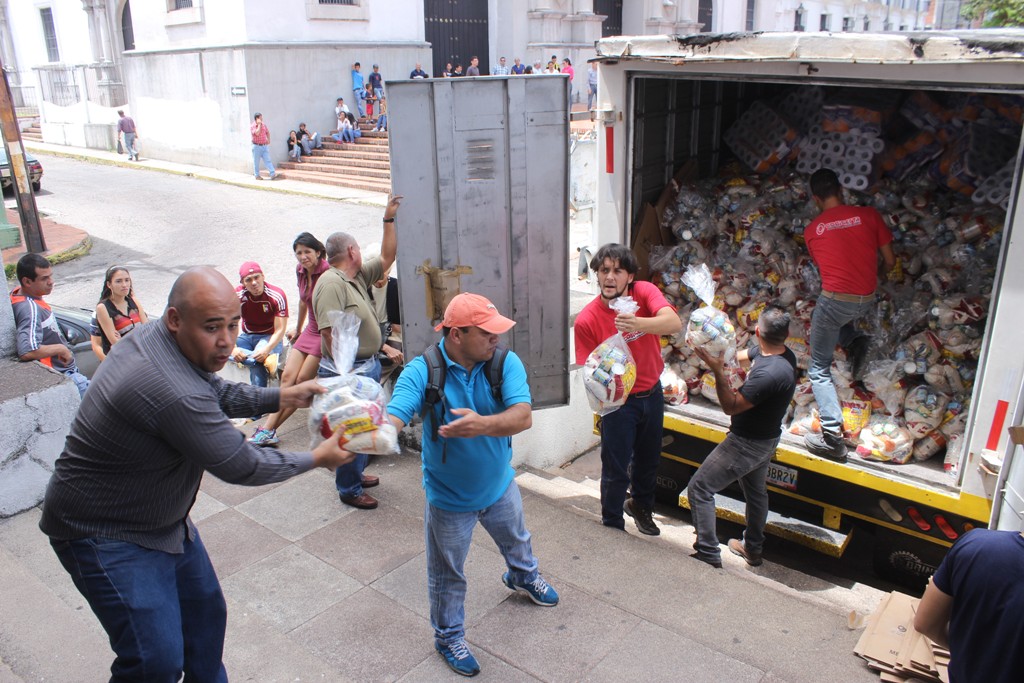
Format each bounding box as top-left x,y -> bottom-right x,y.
651,86 -> 1022,475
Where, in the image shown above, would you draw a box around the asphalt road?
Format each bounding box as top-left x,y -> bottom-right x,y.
32,155 -> 389,316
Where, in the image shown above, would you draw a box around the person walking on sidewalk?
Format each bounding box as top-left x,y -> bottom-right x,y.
117,110 -> 139,161
250,113 -> 278,180
573,244 -> 681,536
387,293 -> 560,677
38,267 -> 356,683
686,304 -> 797,569
313,195 -> 403,510
802,168 -> 894,461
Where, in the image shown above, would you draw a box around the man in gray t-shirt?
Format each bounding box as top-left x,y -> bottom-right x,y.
39,267 -> 355,681
10,253 -> 89,397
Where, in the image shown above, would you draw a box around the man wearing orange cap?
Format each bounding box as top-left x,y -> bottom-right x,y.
231,262 -> 288,393
387,293 -> 559,677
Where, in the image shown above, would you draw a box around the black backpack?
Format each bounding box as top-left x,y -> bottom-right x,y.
422,343 -> 509,461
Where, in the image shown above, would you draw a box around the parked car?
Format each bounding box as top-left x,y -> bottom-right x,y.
0,148 -> 43,192
51,304 -> 100,379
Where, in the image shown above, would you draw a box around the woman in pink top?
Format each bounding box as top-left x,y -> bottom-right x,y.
250,232 -> 330,447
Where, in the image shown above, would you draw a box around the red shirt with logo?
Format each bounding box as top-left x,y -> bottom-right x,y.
574,280 -> 674,393
804,204 -> 892,296
236,282 -> 288,335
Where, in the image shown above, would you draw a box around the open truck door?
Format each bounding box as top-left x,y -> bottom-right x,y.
385,75 -> 571,407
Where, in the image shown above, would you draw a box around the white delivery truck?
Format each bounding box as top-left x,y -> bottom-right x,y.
590,31 -> 1024,583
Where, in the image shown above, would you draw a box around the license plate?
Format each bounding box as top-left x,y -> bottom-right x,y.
766,463 -> 798,491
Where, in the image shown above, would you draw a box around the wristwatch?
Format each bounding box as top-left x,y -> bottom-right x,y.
382,217 -> 395,223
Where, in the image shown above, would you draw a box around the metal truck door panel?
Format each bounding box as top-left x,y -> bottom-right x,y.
386,76 -> 570,407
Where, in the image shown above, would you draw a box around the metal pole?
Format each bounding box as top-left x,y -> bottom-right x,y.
0,54 -> 45,253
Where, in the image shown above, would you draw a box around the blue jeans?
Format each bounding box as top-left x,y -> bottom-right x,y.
50,533 -> 228,683
124,132 -> 137,160
598,384 -> 664,528
251,143 -> 276,178
300,133 -> 320,154
425,480 -> 538,645
235,332 -> 282,388
319,356 -> 382,498
808,295 -> 874,434
64,369 -> 90,398
687,433 -> 779,562
588,82 -> 598,109
353,88 -> 365,117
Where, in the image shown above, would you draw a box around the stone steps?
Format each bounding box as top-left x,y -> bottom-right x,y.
291,128 -> 392,192
273,167 -> 392,193
21,125 -> 42,143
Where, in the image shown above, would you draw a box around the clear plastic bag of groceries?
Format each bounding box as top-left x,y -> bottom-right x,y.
582,297 -> 639,416
682,263 -> 737,361
308,310 -> 399,454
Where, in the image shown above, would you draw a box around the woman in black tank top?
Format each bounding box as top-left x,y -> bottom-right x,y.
95,266 -> 149,358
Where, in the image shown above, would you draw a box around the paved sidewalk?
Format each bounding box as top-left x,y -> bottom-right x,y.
0,413 -> 881,682
23,141 -> 390,205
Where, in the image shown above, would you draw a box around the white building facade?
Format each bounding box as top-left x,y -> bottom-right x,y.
2,0 -> 942,173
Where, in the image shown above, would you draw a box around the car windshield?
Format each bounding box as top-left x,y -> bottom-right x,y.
0,149 -> 38,164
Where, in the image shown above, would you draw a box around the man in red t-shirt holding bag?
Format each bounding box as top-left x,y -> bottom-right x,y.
574,244 -> 681,535
803,169 -> 895,461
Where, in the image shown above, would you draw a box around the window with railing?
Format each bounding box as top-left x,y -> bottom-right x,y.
863,17 -> 870,31
794,5 -> 806,31
842,16 -> 854,31
306,0 -> 366,20
745,0 -> 755,31
173,0 -> 193,8
820,13 -> 831,31
40,8 -> 60,63
319,0 -> 357,4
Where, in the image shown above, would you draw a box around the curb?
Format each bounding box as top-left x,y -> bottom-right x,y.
3,235 -> 92,280
23,144 -> 389,206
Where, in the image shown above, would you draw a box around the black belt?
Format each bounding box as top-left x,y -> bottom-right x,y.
631,388 -> 657,399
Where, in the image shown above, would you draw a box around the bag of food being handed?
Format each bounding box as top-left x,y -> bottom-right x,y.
582,296 -> 639,415
308,310 -> 399,454
682,263 -> 737,362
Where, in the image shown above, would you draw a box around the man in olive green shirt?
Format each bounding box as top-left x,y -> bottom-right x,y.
313,195 -> 402,509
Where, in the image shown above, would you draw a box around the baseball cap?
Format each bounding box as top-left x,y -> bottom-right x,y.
434,293 -> 515,334
239,261 -> 263,281
373,63 -> 379,68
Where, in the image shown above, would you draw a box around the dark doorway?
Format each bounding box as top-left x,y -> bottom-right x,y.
698,0 -> 713,32
121,1 -> 135,51
424,0 -> 489,78
594,0 -> 623,37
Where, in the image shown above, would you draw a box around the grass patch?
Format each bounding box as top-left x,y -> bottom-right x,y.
4,236 -> 92,281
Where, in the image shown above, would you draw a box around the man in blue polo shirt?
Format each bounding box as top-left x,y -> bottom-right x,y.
387,293 -> 559,677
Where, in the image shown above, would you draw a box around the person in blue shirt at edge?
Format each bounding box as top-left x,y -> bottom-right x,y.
386,293 -> 559,677
351,61 -> 365,118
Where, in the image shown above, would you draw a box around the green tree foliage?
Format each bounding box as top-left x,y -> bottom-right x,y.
962,0 -> 1024,27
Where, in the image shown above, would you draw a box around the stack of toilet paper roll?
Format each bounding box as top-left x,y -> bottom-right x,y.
723,100 -> 801,174
795,127 -> 885,191
972,157 -> 1015,210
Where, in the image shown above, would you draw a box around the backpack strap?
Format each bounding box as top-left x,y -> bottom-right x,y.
422,343 -> 447,445
483,345 -> 509,405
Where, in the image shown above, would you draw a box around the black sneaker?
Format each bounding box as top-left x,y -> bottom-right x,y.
846,336 -> 870,381
689,551 -> 722,569
804,430 -> 848,462
624,498 -> 661,536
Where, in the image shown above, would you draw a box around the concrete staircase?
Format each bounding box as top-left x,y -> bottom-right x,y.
277,120 -> 391,193
21,125 -> 43,143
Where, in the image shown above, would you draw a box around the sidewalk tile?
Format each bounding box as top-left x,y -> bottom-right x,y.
235,469 -> 350,542
196,508 -> 289,578
221,545 -> 362,632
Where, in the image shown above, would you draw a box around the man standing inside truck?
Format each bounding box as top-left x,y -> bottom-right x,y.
802,168 -> 895,461
574,244 -> 681,536
686,305 -> 797,569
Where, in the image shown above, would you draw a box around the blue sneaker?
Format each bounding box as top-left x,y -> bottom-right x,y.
248,428 -> 279,447
435,638 -> 480,677
502,572 -> 559,607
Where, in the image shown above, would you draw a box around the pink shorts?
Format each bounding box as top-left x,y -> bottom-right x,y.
292,325 -> 322,357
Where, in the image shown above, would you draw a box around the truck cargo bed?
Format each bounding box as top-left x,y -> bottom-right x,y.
665,399 -> 956,493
